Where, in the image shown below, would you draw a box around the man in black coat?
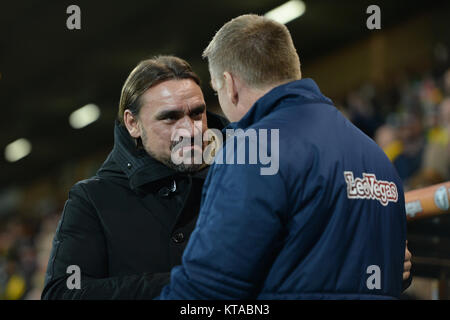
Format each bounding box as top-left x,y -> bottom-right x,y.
41,56 -> 227,299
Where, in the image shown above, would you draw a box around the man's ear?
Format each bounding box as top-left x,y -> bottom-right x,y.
223,71 -> 239,106
123,110 -> 141,138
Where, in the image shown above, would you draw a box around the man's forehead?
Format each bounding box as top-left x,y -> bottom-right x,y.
141,79 -> 204,112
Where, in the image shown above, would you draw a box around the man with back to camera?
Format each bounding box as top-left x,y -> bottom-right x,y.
157,14 -> 410,299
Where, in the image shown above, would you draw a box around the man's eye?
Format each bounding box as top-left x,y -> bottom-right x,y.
163,116 -> 177,122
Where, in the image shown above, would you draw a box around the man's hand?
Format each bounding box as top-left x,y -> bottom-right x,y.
403,241 -> 412,281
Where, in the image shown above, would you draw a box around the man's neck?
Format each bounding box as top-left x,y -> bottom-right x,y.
240,79 -> 296,115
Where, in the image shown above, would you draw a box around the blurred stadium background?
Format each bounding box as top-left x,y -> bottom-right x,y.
0,0 -> 449,299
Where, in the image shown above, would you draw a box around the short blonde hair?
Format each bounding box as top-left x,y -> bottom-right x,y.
203,14 -> 301,89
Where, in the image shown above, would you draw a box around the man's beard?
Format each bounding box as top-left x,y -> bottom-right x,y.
141,127 -> 206,173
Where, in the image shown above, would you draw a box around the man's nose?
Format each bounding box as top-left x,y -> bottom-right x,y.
178,116 -> 201,137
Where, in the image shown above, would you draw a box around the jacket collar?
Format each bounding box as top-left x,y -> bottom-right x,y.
224,78 -> 333,131
98,112 -> 228,191
111,121 -> 179,190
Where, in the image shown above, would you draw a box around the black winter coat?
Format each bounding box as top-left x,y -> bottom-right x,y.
41,112 -> 228,299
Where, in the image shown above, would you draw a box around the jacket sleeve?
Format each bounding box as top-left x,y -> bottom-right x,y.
41,182 -> 170,300
158,143 -> 288,299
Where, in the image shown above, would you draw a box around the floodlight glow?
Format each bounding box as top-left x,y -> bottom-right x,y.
69,103 -> 100,129
5,138 -> 32,162
264,0 -> 306,25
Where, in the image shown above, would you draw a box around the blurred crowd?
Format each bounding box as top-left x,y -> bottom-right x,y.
344,67 -> 450,191
1,65 -> 449,300
0,213 -> 60,299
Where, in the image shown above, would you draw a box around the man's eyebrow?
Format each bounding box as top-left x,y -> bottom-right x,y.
155,109 -> 184,120
190,104 -> 206,114
154,104 -> 205,120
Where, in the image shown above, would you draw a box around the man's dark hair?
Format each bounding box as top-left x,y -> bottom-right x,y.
118,55 -> 201,124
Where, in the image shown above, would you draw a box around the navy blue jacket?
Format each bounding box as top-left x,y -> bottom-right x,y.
158,79 -> 407,299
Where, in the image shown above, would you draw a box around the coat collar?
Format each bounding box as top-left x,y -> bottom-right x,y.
224,78 -> 334,131
98,111 -> 228,191
111,121 -> 179,190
